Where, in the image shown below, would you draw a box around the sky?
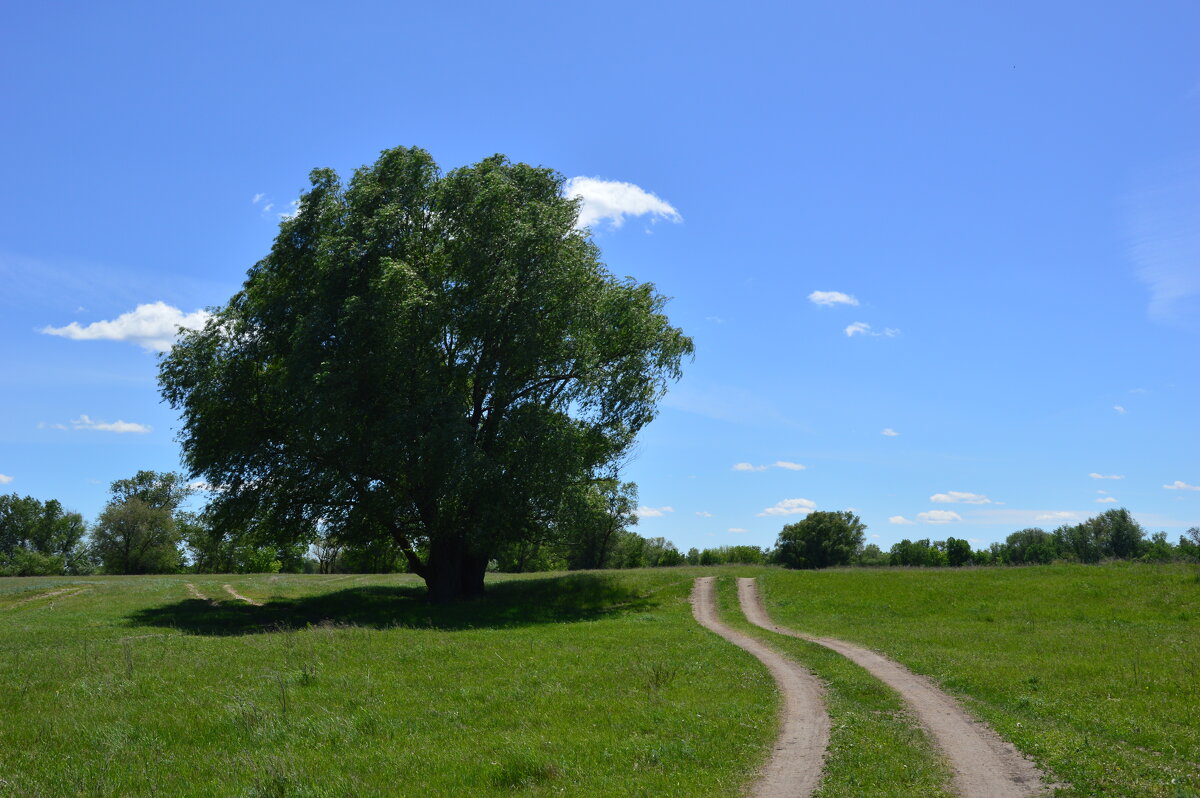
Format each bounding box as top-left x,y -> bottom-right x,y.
2,1 -> 1197,555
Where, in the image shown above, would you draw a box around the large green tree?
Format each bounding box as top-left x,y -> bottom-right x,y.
774,510 -> 866,570
0,494 -> 90,576
160,146 -> 692,600
90,471 -> 190,574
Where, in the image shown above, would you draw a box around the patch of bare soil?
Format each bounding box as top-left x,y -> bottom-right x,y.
692,576 -> 829,798
737,577 -> 1050,798
222,584 -> 263,606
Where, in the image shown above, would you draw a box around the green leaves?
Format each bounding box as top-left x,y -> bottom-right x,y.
159,146 -> 691,597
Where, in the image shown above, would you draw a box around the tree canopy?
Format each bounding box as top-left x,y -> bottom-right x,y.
774,510 -> 866,569
159,146 -> 692,600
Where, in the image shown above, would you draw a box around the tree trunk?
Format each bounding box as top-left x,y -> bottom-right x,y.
424,542 -> 488,602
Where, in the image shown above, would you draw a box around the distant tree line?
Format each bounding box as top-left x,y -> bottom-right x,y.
5,477 -> 1197,576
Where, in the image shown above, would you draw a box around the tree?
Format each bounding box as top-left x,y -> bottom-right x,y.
945,537 -> 972,567
774,511 -> 866,569
91,471 -> 189,574
0,494 -> 90,576
159,146 -> 692,601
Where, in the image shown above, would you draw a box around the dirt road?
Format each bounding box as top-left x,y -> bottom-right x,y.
737,577 -> 1049,798
691,576 -> 829,798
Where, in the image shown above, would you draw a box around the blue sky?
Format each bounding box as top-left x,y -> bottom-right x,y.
2,1 -> 1197,554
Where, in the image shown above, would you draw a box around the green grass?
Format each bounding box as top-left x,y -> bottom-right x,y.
755,562 -> 1200,798
712,575 -> 955,798
0,569 -> 777,797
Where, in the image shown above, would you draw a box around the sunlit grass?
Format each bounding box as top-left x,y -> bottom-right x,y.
0,569 -> 776,797
754,562 -> 1200,797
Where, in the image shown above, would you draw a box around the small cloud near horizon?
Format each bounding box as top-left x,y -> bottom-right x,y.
1164,480 -> 1199,491
695,510 -> 714,517
69,415 -> 151,434
930,491 -> 993,505
638,505 -> 675,518
0,474 -> 12,485
1089,473 -> 1124,480
888,515 -> 916,525
881,428 -> 899,436
917,510 -> 963,524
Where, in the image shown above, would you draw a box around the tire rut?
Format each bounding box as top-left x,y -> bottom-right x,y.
691,576 -> 829,798
737,577 -> 1050,798
222,585 -> 263,606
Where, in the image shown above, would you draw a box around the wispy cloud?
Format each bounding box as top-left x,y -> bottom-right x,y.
888,515 -> 916,525
728,527 -> 749,534
563,176 -> 681,230
41,301 -> 210,353
881,428 -> 899,437
734,461 -> 806,472
757,498 -> 816,517
1164,480 -> 1199,491
845,322 -> 899,338
930,491 -> 994,505
0,474 -> 12,485
808,290 -> 859,307
917,510 -> 963,524
1036,511 -> 1082,522
1096,497 -> 1118,503
1126,161 -> 1200,331
1089,473 -> 1124,480
1114,405 -> 1127,415
695,510 -> 714,518
69,414 -> 151,434
638,505 -> 675,518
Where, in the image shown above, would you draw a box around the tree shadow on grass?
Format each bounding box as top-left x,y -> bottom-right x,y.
127,573 -> 657,636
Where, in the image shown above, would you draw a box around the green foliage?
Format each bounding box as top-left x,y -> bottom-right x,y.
888,537 -> 946,567
1003,528 -> 1057,565
855,543 -> 888,567
774,511 -> 866,570
159,146 -> 692,600
91,471 -> 190,575
0,493 -> 91,576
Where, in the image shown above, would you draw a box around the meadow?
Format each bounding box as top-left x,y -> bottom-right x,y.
2,563 -> 1196,796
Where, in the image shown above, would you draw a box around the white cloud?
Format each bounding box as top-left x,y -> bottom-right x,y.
70,415 -> 151,434
563,176 -> 682,230
1114,405 -> 1127,414
917,510 -> 963,524
888,515 -> 916,525
41,301 -> 211,353
930,491 -> 993,505
733,462 -> 768,472
773,461 -> 807,471
1126,163 -> 1200,331
695,510 -> 714,518
705,316 -> 725,324
251,193 -> 265,204
1096,497 -> 1118,504
1089,473 -> 1124,480
728,527 -> 749,534
37,422 -> 69,431
1035,511 -> 1082,522
735,461 -> 806,472
844,322 -> 899,338
0,474 -> 12,485
757,498 -> 816,517
1164,480 -> 1199,491
881,428 -> 899,436
638,505 -> 674,518
808,290 -> 859,307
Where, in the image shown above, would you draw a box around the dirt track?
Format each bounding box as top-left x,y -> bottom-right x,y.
222,585 -> 263,606
737,577 -> 1049,798
691,577 -> 829,798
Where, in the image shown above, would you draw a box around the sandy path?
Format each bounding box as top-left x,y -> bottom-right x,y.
222,585 -> 263,606
187,583 -> 218,605
691,577 -> 829,798
737,578 -> 1049,798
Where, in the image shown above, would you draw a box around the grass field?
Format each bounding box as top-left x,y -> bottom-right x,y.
753,562 -> 1200,798
0,570 -> 777,797
2,563 -> 1196,796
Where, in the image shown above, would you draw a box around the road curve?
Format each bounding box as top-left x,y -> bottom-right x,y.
737,577 -> 1050,798
691,577 -> 829,798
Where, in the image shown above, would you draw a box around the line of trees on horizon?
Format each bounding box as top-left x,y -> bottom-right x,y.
4,478 -> 1197,577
